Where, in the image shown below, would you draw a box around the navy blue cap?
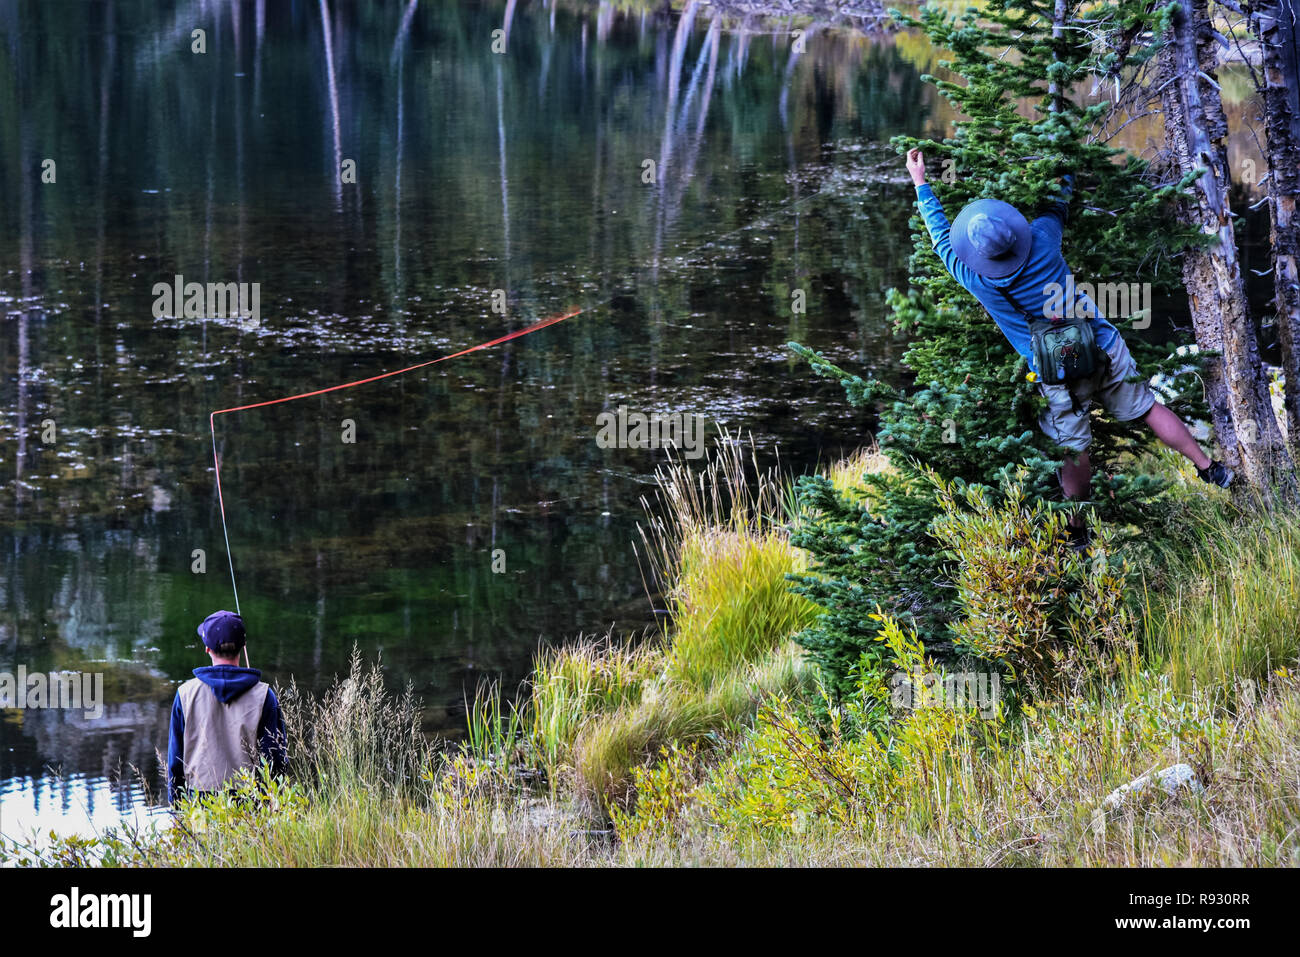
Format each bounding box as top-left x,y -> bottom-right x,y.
198,610 -> 246,651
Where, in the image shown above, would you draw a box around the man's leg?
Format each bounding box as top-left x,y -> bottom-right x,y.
1059,450 -> 1091,534
1142,401 -> 1211,470
1037,380 -> 1094,539
1099,337 -> 1233,486
1059,449 -> 1091,500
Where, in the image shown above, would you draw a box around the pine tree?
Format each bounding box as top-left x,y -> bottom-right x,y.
788,0 -> 1208,700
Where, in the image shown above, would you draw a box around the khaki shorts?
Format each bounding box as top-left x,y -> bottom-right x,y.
1037,334 -> 1156,452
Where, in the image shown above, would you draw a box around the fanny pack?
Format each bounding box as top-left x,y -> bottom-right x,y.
995,287 -> 1106,385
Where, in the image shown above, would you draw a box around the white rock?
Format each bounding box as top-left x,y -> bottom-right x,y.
1102,763 -> 1204,810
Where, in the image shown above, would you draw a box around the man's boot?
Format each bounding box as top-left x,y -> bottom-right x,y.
1197,460 -> 1235,489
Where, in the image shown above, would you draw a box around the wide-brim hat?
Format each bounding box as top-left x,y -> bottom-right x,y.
951,198 -> 1031,279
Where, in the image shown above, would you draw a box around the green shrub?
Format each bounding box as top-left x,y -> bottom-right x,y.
610,742 -> 705,843
929,471 -> 1135,697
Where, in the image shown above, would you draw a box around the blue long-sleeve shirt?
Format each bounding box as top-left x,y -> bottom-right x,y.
914,175 -> 1119,372
167,665 -> 288,804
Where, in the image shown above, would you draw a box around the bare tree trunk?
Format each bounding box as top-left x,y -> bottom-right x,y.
1158,0 -> 1297,499
1251,0 -> 1300,460
1048,0 -> 1067,114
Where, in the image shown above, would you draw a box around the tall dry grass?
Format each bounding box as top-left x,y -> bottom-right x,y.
1138,504 -> 1300,702
530,433 -> 818,805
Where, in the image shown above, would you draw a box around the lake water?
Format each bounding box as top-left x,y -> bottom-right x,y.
0,0 -> 1266,842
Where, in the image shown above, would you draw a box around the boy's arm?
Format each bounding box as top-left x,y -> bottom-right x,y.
166,692 -> 185,804
258,688 -> 288,777
905,149 -> 981,290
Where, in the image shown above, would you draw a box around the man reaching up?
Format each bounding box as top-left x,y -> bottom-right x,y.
905,148 -> 1233,547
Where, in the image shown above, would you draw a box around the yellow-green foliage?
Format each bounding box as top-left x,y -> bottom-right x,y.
570,640 -> 807,804
929,471 -> 1134,694
610,522 -> 1300,866
527,635 -> 661,766
526,435 -> 819,806
610,742 -> 703,843
619,651 -> 1300,866
663,526 -> 813,686
698,696 -> 891,834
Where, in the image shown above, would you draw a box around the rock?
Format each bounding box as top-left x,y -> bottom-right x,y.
1102,763 -> 1204,810
521,799 -> 580,831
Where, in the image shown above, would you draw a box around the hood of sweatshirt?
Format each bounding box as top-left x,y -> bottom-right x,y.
193,665 -> 263,704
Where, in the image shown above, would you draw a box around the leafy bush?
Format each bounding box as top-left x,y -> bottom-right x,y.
700,693 -> 887,835
929,471 -> 1135,696
610,742 -> 705,843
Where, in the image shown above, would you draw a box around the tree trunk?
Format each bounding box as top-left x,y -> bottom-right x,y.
1048,0 -> 1067,114
1251,0 -> 1300,461
1158,0 -> 1297,499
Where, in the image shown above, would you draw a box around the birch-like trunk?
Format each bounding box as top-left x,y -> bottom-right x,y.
1158,0 -> 1297,499
1250,0 -> 1300,460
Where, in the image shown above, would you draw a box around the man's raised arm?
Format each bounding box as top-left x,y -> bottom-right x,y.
1033,173 -> 1074,249
906,148 -> 979,290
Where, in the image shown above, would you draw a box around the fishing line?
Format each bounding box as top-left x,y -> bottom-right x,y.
208,307 -> 582,637
207,155 -> 899,631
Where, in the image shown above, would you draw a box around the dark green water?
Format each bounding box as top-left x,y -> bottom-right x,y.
0,0 -> 932,834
